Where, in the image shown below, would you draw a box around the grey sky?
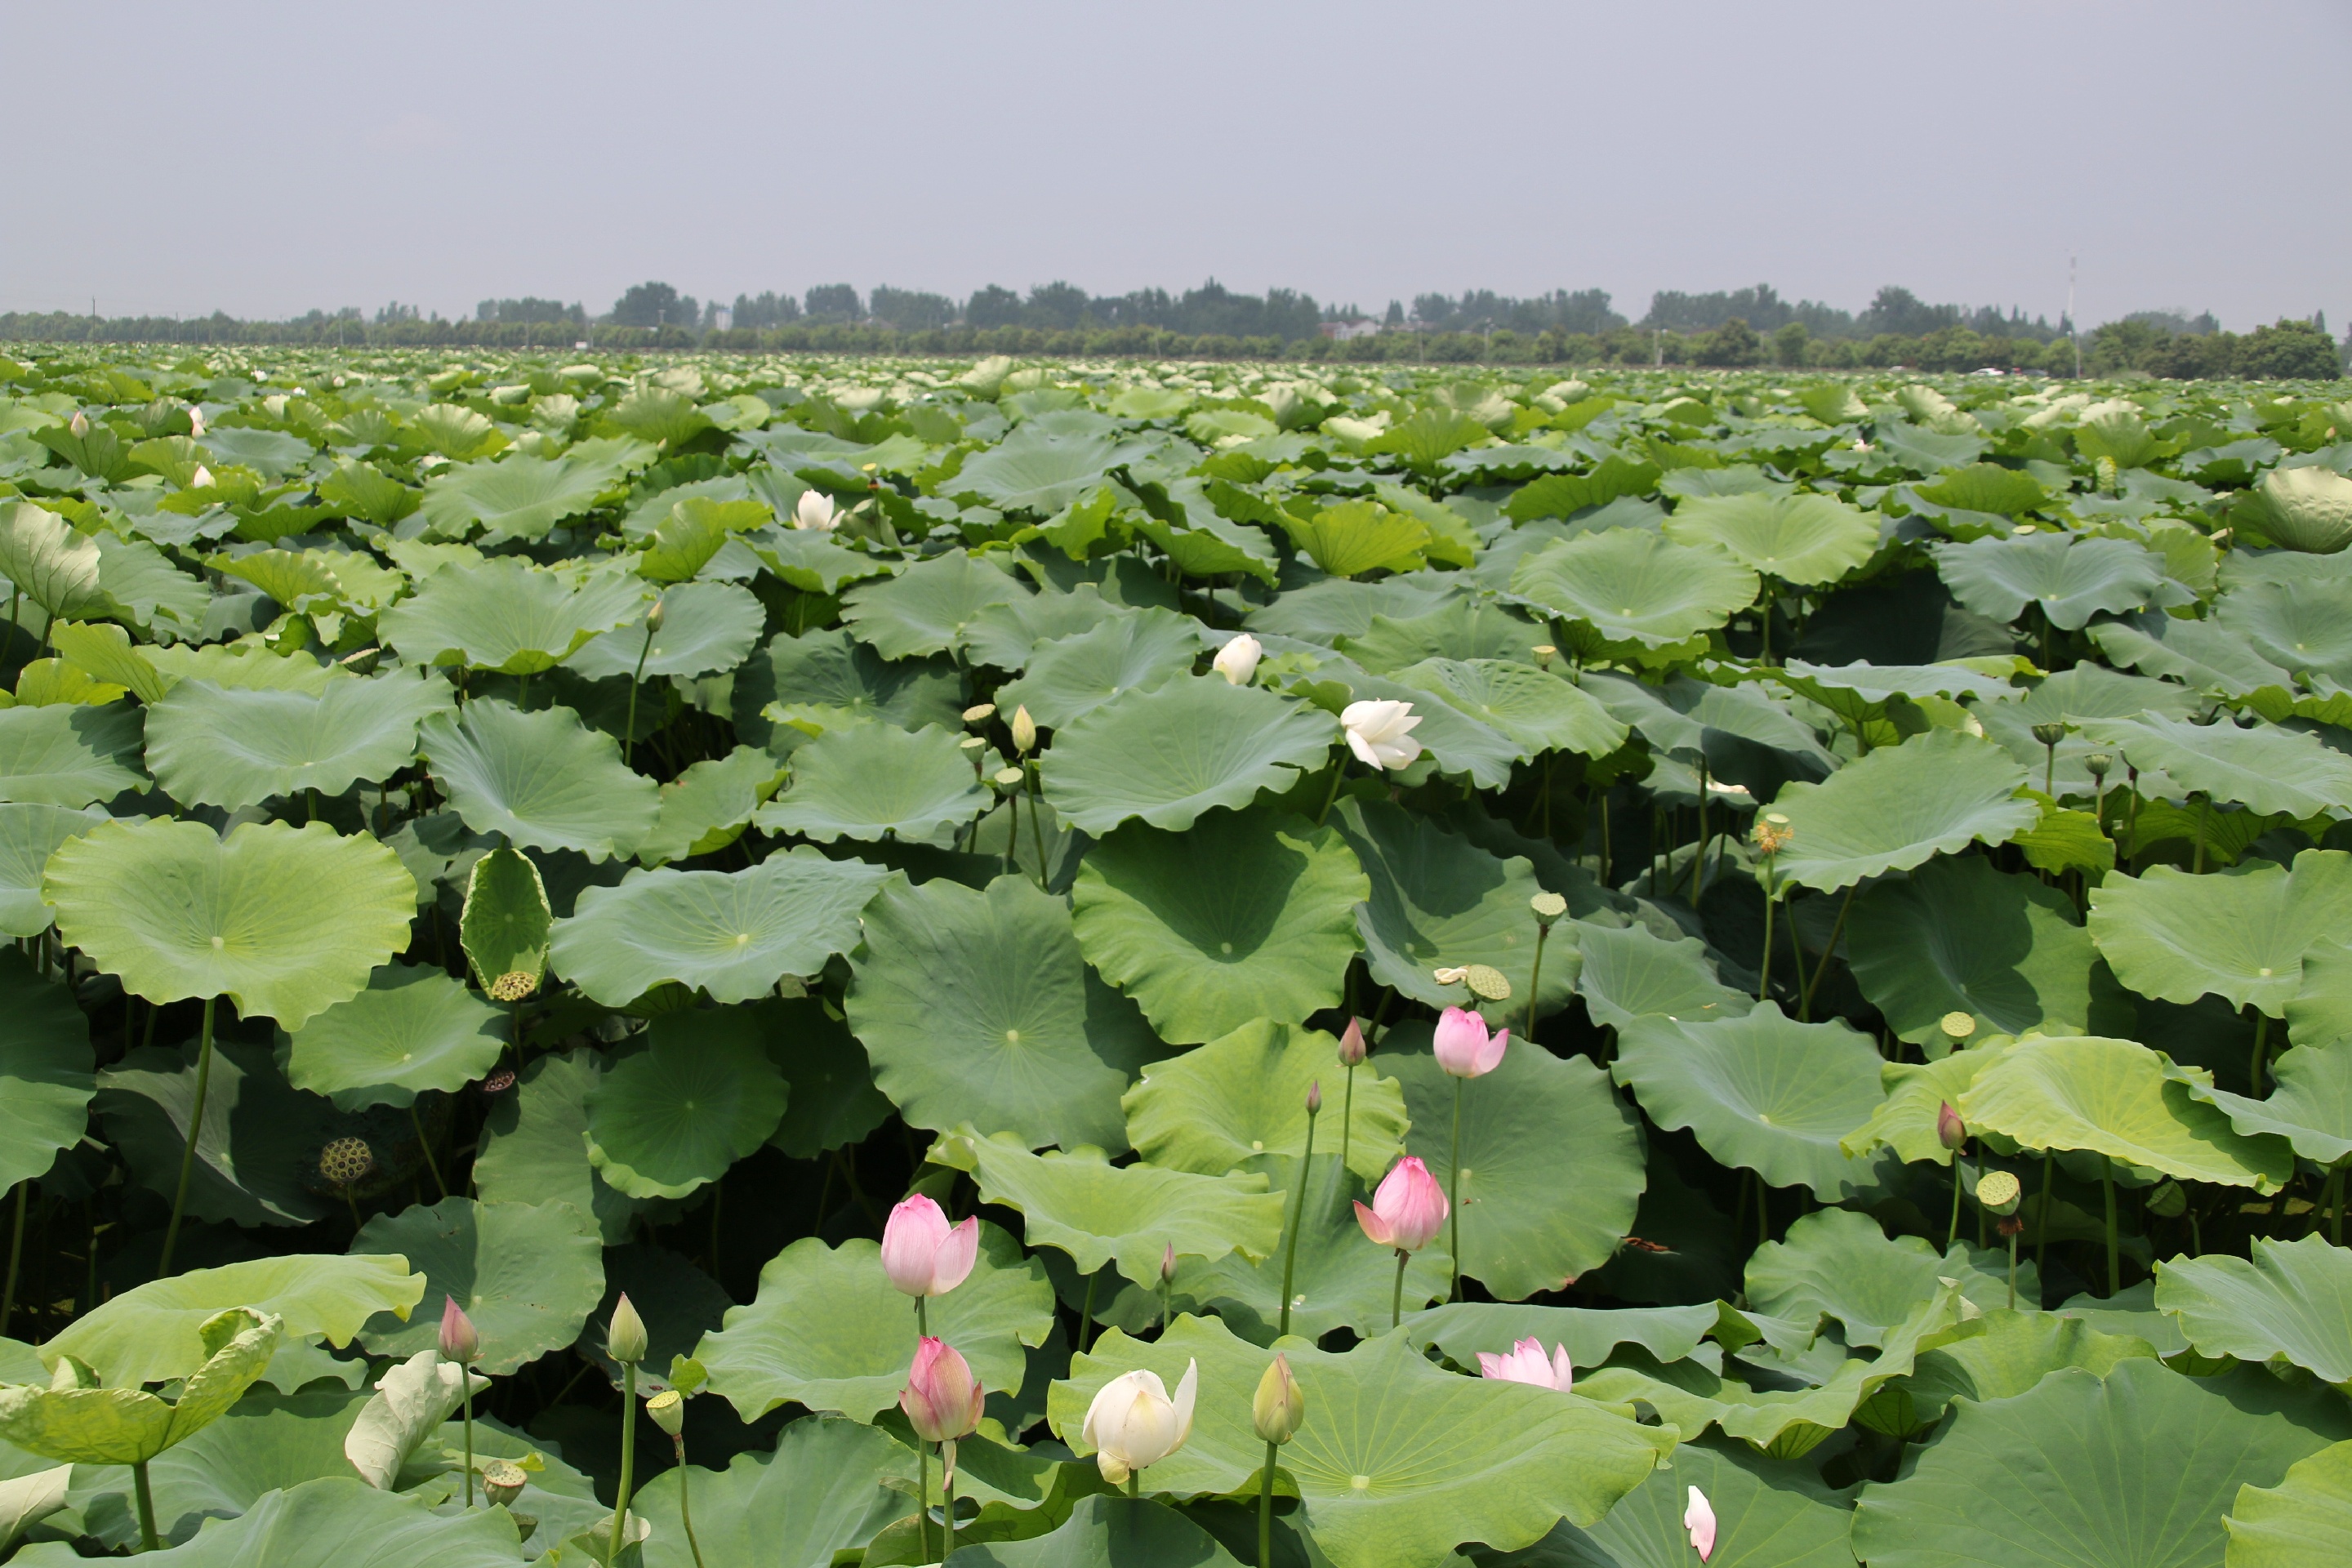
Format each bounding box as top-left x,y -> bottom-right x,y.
6,0 -> 2347,332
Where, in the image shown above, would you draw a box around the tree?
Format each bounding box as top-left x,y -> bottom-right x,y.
732,292 -> 801,330
610,282 -> 697,329
2238,318 -> 2341,380
1697,317 -> 1763,367
965,285 -> 1023,329
803,284 -> 862,323
869,287 -> 958,330
1772,321 -> 1810,367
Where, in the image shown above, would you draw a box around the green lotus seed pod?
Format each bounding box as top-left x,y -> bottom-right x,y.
1976,1170 -> 2022,1215
1464,964 -> 1512,1002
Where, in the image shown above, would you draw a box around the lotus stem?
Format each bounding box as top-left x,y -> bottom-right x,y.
1947,1155 -> 1964,1251
2332,1162 -> 2347,1247
1338,1062 -> 1356,1195
461,1377 -> 475,1507
2101,1156 -> 2119,1298
623,617 -> 657,768
1258,1437 -> 1280,1568
1388,1248 -> 1406,1330
1800,885 -> 1857,1022
1003,789 -> 1019,879
1525,923 -> 1550,1042
410,1102 -> 448,1199
1024,763 -> 1049,888
2034,1151 -> 2054,1288
2251,1012 -> 2271,1096
1127,1472 -> 1140,1500
915,1293 -> 928,1343
1316,757 -> 1347,826
1757,881 -> 1776,1003
158,996 -> 218,1277
1,1181 -> 23,1338
133,1459 -> 160,1552
2007,1226 -> 2019,1312
915,1429 -> 931,1562
606,1362 -> 637,1568
1754,1170 -> 1770,1251
1448,1076 -> 1464,1303
1277,1097 -> 1317,1339
2194,795 -> 2209,875
673,1434 -> 706,1568
1690,763 -> 1708,905
1078,1268 -> 1098,1353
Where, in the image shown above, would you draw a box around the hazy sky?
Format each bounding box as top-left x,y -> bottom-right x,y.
6,0 -> 2347,332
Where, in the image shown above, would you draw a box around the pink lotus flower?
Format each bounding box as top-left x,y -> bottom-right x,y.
899,1337 -> 985,1444
1477,1336 -> 1572,1392
1354,1156 -> 1448,1252
881,1194 -> 980,1298
1432,1006 -> 1508,1079
438,1295 -> 479,1364
1685,1486 -> 1717,1561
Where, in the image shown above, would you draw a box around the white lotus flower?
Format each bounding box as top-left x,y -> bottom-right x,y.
793,490 -> 840,531
1341,699 -> 1423,770
189,465 -> 215,489
188,406 -> 207,437
1212,634 -> 1262,686
1080,1361 -> 1196,1486
68,411 -> 88,438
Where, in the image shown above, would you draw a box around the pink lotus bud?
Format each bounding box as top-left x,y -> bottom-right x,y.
1936,1102 -> 1967,1152
438,1295 -> 479,1364
881,1194 -> 980,1298
1477,1336 -> 1572,1392
1306,1079 -> 1322,1115
1337,1018 -> 1367,1067
1353,1156 -> 1448,1252
69,410 -> 88,439
1432,1006 -> 1508,1079
1685,1486 -> 1717,1561
1160,1242 -> 1176,1285
898,1337 -> 985,1444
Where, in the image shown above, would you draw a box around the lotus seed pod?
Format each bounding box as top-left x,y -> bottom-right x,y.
318,1137 -> 376,1186
963,702 -> 997,724
1753,813 -> 1793,857
993,766 -> 1025,787
1531,644 -> 1557,669
482,1067 -> 518,1094
1976,1169 -> 2023,1214
959,735 -> 985,751
489,970 -> 539,1003
608,1293 -> 649,1365
2030,722 -> 2068,747
2085,752 -> 2114,781
1936,1102 -> 1967,1152
1464,964 -> 1512,1002
482,1459 -> 528,1506
1251,1353 -> 1306,1446
1010,706 -> 1037,755
1940,1011 -> 1977,1041
1530,891 -> 1568,926
645,1388 -> 685,1437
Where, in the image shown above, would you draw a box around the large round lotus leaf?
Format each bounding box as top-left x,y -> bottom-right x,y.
1895,1308 -> 2160,1434
696,1223 -> 1053,1422
1278,499 -> 1432,577
1048,1317 -> 1671,1568
1387,657 -> 1628,760
755,722 -> 984,848
2153,1236 -> 2352,1384
994,608 -> 1207,729
1613,1006 -> 1891,1199
930,1129 -> 1284,1289
1071,808 -> 1366,1045
2078,713 -> 2352,818
1336,598 -> 1548,674
1957,1036 -> 2296,1190
2251,464 -> 2352,554
282,963 -> 505,1110
1745,1209 -> 2032,1348
1913,461 -> 2051,517
0,803 -> 100,936
2087,852 -> 2352,1016
630,1415 -> 910,1568
564,578 -> 765,681
143,672 -> 451,813
415,442 -> 639,543
44,818 -> 414,1025
73,1387 -> 368,1550
946,1494 -> 1244,1567
2090,614 -> 2296,697
1931,532 -> 2169,629
840,550 -> 1031,658
1121,1019 -> 1407,1183
635,746 -> 784,866
1851,1359 -> 2352,1568
1246,576 -> 1460,645
951,426 -> 1147,516
1840,1044 -> 2012,1167
583,1009 -> 791,1199
2185,1045 -> 2352,1163
1766,729 -> 2038,894
1662,491 -> 1881,587
734,626 -> 963,746
95,1039 -> 337,1228
846,875 -> 1164,1152
2214,577 -> 2352,685
1846,856 -> 2108,1049
964,585 -> 1135,671
0,951 -> 91,1189
1386,1032 -> 1644,1298
3,1311 -> 284,1467
0,501 -> 105,620
1332,798 -> 1579,1027
1335,664 -> 1529,790
1503,1437 -> 1860,1568
416,698 -> 658,862
1976,662 -> 2201,800
1041,677 -> 1339,835
550,849 -> 885,1006
1571,917 -> 1753,1031
121,1475 -> 521,1567
378,558 -> 646,675
44,1254 -> 423,1385
0,702 -> 145,806
2290,938 -> 2352,1049
472,1049 -> 642,1245
2226,1440 -> 2352,1567
1508,528 -> 1759,648
350,1197 -> 603,1374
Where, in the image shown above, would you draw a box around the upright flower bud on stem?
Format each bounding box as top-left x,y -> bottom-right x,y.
643,1390 -> 706,1568
1937,1102 -> 1968,1250
1977,1169 -> 2025,1310
1276,1082 -> 1321,1340
1356,1156 -> 1447,1328
901,1337 -> 984,1562
1753,813 -> 1791,1001
1253,1354 -> 1307,1568
1432,1007 -> 1507,1302
603,1294 -> 646,1567
1158,1241 -> 1177,1333
1336,1018 -> 1368,1178
439,1297 -> 481,1506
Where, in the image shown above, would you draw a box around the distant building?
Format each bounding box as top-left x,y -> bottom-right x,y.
1319,318 -> 1382,341
711,306 -> 733,332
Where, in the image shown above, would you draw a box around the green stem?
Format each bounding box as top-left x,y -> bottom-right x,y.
1079,1269 -> 1098,1354
462,1379 -> 474,1507
623,617 -> 657,768
158,996 -> 218,1277
1947,1153 -> 1964,1251
1003,789 -> 1019,879
1524,924 -> 1549,1043
1447,1077 -> 1464,1303
2252,1011 -> 2272,1097
1690,764 -> 1708,905
133,1459 -> 160,1552
606,1362 -> 637,1568
2194,795 -> 2209,875
2035,1151 -> 2055,1289
1390,1249 -> 1407,1330
1277,1101 -> 1317,1339
1338,1062 -> 1356,1198
2102,1156 -> 2119,1298
942,1440 -> 958,1561
2335,1162 -> 2347,1248
675,1438 -> 706,1568
1258,1437 -> 1280,1568
2007,1227 -> 2018,1312
1757,877 -> 1776,1003
1800,885 -> 1857,1022
0,1182 -> 23,1339
410,1102 -> 448,1200
1755,1170 -> 1769,1252
1024,764 -> 1050,889
915,1431 -> 931,1563
1315,757 -> 1347,826
916,1293 -> 928,1342
1128,1472 -> 1140,1499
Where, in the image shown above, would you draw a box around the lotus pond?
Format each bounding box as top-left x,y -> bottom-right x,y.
0,347 -> 2350,1565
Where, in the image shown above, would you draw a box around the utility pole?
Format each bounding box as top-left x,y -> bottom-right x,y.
2068,254 -> 2081,379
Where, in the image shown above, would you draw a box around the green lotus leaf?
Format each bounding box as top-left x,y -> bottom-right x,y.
1510,528 -> 1759,648
1933,532 -> 2169,630
0,951 -> 90,1191
129,1475 -> 521,1566
1042,677 -> 1339,835
1277,499 -> 1431,577
1913,461 -> 2051,517
1766,729 -> 2038,893
473,1049 -> 643,1244
1403,1300 -> 1721,1377
2185,1045 -> 2352,1163
631,1415 -> 911,1568
1957,1035 -> 2295,1190
0,1310 -> 282,1468
950,426 -> 1149,515
1841,1042 -> 2015,1165
1386,657 -> 1628,760
1494,1438 -> 1860,1568
0,503 -> 105,621
415,443 -> 635,543
1746,1209 -> 2033,1347
45,818 -> 414,1025
2154,1236 -> 2352,1383
1662,491 -> 1881,587
1894,1308 -> 2159,1434
457,845 -> 550,990
143,641 -> 340,695
283,963 -> 505,1111
1072,808 -> 1366,1045
1850,1359 -> 2352,1568
696,1223 -> 1052,1422
2077,713 -> 2352,817
350,1197 -> 602,1374
143,672 -> 451,813
68,1386 -> 368,1550
94,1039 -> 337,1227
417,699 -> 659,861
1388,1031 -> 1645,1298
0,804 -> 101,936
747,523 -> 894,595
0,702 -> 145,806
1335,599 -> 1548,675
841,550 -> 1031,659
2087,852 -> 2352,1016
994,608 -> 1207,730
1049,1316 -> 1671,1568
95,535 -> 208,630
2290,938 -> 2352,1049
1333,798 -> 1579,1027
1846,857 -> 2109,1049
1122,1019 -> 1406,1183
1570,917 -> 1753,1031
946,1494 -> 1242,1567
564,579 -> 764,681
1329,663 -> 1528,790
583,1008 -> 791,1199
551,849 -> 888,1005
2090,613 -> 2295,697
635,745 -> 785,866
2225,1440 -> 2352,1567
1975,662 -> 2200,800
1614,1006 -> 1891,1199
2213,576 -> 2352,684
45,1256 -> 419,1385
379,558 -> 647,675
755,722 -> 985,848
962,585 -> 1134,671
847,875 -> 1162,1152
2247,464 -> 2352,554
733,626 -> 963,748
759,996 -> 893,1160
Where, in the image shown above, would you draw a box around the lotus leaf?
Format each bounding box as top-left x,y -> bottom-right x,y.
755,721 -> 984,847
379,557 -> 646,674
350,1197 -> 603,1374
2087,852 -> 2352,1016
143,672 -> 450,812
283,962 -> 505,1109
1122,1019 -> 1406,1182
1043,677 -> 1339,835
417,698 -> 659,861
1766,729 -> 2038,893
1510,528 -> 1759,648
583,1009 -> 791,1198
